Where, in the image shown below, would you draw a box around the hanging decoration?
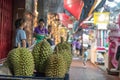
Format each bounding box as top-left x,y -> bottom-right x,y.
64,0 -> 84,20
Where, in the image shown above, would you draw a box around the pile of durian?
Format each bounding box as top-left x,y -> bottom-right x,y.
6,38 -> 72,78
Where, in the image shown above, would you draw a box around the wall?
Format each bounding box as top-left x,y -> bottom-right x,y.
0,0 -> 13,59
0,0 -> 34,60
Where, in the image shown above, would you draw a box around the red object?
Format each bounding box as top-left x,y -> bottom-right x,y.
64,0 -> 84,20
81,24 -> 89,28
0,0 -> 13,59
96,47 -> 106,50
58,13 -> 73,28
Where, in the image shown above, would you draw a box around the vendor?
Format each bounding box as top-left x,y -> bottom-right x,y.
33,18 -> 48,43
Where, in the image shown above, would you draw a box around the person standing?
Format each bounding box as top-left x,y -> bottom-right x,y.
33,18 -> 48,43
75,39 -> 81,57
83,48 -> 89,67
15,18 -> 27,48
72,39 -> 76,56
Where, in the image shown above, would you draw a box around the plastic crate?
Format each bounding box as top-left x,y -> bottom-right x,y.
0,73 -> 69,80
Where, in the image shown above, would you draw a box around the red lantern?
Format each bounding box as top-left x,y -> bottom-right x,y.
64,0 -> 84,20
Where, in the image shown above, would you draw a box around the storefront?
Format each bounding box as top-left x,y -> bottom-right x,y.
106,13 -> 120,73
0,0 -> 35,60
47,13 -> 68,45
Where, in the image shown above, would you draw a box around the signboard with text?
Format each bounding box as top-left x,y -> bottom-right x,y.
94,12 -> 110,24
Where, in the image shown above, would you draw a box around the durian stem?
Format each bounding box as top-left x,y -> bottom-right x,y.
60,37 -> 64,43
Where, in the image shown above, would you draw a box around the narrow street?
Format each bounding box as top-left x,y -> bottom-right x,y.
69,57 -> 119,80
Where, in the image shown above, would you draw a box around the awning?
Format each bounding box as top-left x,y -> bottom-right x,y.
80,0 -> 95,21
80,0 -> 106,28
64,0 -> 84,20
58,13 -> 73,28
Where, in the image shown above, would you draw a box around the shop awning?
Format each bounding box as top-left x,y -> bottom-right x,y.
80,0 -> 95,21
58,13 -> 73,28
64,0 -> 84,20
80,0 -> 106,28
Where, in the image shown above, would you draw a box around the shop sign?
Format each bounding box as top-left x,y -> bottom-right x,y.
97,23 -> 108,30
94,12 -> 110,24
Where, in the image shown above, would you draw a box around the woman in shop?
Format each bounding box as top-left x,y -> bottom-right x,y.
15,18 -> 27,48
33,18 -> 48,43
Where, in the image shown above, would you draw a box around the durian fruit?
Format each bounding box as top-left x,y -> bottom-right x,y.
32,40 -> 52,73
58,50 -> 72,72
55,37 -> 72,72
55,37 -> 72,53
45,53 -> 66,78
7,48 -> 34,76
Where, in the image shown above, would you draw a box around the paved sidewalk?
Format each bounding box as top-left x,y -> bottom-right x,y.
69,58 -> 119,80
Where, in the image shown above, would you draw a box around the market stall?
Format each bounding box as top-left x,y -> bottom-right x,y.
47,13 -> 72,45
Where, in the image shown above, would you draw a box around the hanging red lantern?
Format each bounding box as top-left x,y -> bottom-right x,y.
64,0 -> 84,20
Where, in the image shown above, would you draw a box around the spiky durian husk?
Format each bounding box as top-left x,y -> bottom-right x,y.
55,41 -> 72,54
58,50 -> 72,72
7,48 -> 34,76
54,41 -> 72,72
45,53 -> 66,78
32,40 -> 52,73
